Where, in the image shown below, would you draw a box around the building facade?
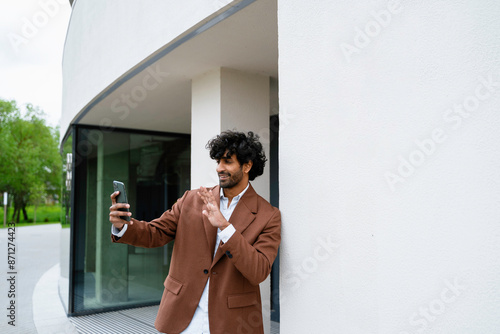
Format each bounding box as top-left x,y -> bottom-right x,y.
61,0 -> 500,333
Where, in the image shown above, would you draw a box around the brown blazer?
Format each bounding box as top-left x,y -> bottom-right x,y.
111,184 -> 281,334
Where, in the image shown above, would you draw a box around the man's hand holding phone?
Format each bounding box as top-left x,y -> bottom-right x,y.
109,181 -> 134,231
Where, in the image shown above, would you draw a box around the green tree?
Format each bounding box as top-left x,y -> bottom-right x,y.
0,99 -> 62,223
29,183 -> 46,223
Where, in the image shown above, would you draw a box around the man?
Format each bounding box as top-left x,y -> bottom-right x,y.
109,130 -> 281,334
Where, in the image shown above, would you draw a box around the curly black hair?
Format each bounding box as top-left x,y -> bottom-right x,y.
206,130 -> 267,181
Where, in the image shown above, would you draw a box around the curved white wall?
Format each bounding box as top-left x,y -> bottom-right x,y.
279,1 -> 500,333
61,0 -> 234,134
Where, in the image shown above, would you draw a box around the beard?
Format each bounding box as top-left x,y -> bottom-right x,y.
219,167 -> 244,189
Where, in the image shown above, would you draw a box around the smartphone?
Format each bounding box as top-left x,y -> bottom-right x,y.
113,180 -> 130,222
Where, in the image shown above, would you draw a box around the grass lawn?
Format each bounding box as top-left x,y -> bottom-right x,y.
1,221 -> 61,228
0,205 -> 69,228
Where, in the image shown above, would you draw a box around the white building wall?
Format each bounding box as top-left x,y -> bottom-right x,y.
61,0 -> 234,133
278,1 -> 500,333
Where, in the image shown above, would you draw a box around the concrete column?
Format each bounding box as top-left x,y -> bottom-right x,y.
191,68 -> 222,189
192,68 -> 270,196
95,132 -> 129,304
85,157 -> 97,273
191,67 -> 272,333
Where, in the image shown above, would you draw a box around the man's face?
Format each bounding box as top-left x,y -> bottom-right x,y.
216,153 -> 245,189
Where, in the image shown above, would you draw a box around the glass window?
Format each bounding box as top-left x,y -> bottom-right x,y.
69,126 -> 190,314
60,128 -> 73,313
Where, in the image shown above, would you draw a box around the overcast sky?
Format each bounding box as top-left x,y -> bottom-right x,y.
0,0 -> 72,127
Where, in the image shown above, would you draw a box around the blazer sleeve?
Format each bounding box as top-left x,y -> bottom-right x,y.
111,190 -> 188,248
218,208 -> 281,286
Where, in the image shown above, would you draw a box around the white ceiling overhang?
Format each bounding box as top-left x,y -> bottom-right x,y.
76,0 -> 278,134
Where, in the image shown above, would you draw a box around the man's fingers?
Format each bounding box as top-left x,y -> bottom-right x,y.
199,187 -> 217,204
198,186 -> 211,204
109,210 -> 132,218
197,192 -> 206,204
206,191 -> 217,205
110,191 -> 119,205
109,203 -> 130,211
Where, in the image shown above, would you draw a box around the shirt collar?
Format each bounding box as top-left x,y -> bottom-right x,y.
220,183 -> 250,201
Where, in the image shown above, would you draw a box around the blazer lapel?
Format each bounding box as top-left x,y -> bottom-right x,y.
228,184 -> 258,233
211,184 -> 258,266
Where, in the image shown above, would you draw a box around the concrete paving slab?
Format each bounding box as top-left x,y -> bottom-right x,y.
33,263 -> 78,334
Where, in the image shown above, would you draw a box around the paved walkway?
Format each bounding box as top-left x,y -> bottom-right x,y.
0,224 -> 73,334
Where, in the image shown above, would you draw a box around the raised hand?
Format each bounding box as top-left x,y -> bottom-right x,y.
197,186 -> 230,230
109,191 -> 134,230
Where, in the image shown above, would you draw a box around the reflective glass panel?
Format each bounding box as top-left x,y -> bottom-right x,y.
71,126 -> 190,314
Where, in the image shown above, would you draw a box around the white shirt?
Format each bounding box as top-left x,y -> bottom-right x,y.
111,184 -> 250,334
